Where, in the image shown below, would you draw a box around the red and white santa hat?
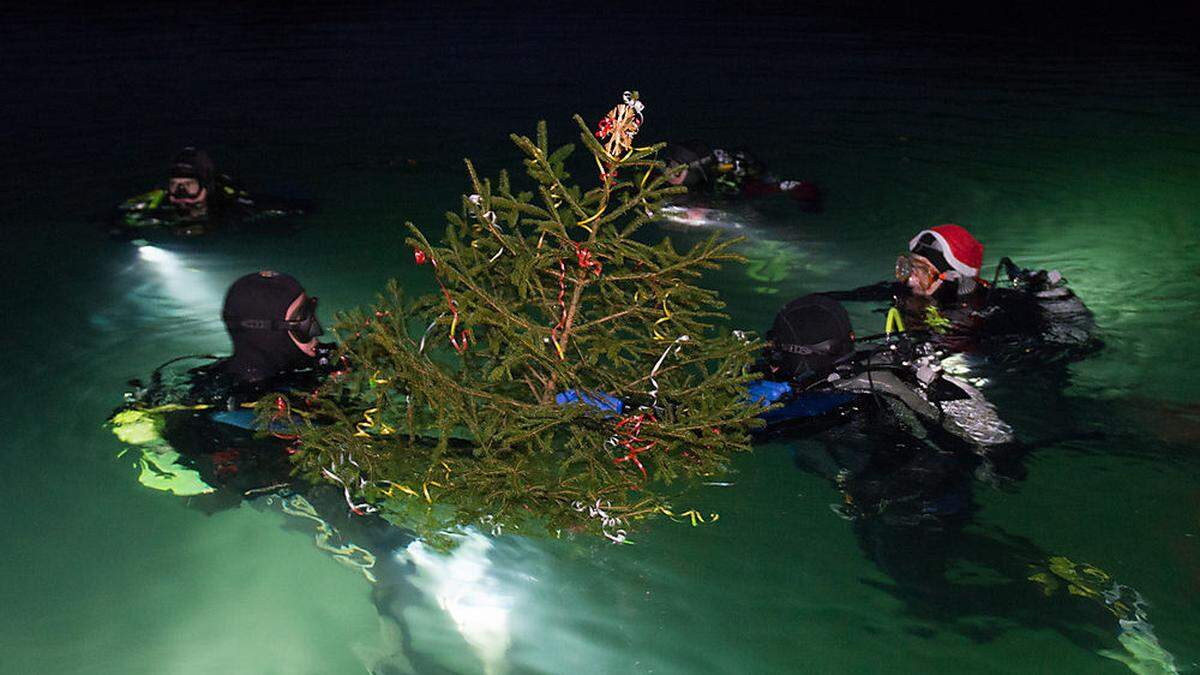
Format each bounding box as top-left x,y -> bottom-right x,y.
908,224 -> 983,279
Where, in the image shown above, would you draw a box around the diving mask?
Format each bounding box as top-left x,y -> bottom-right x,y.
224,296 -> 324,341
168,177 -> 204,201
281,296 -> 324,340
895,253 -> 920,281
897,253 -> 949,280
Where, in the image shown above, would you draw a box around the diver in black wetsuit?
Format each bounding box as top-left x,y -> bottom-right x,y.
111,270 -> 447,673
823,223 -> 1100,366
662,141 -> 822,211
115,270 -> 337,500
752,296 -> 1175,667
752,294 -> 1019,522
109,147 -> 311,238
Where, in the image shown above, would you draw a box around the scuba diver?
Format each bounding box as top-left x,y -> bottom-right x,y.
750,293 -> 1017,522
112,270 -> 337,501
662,141 -> 822,212
823,223 -> 1100,366
749,296 -> 1177,674
109,270 -> 493,673
109,147 -> 312,238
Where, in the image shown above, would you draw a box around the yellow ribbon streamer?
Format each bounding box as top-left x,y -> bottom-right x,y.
652,292 -> 673,340
279,494 -> 377,583
353,407 -> 394,437
657,506 -> 720,527
382,481 -> 420,499
576,156 -> 611,230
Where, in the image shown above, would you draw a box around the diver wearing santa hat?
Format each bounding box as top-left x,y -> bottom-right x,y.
824,223 -> 1099,364
897,224 -> 985,298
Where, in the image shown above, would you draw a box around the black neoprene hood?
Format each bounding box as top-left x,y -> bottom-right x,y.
219,271 -> 315,383
765,294 -> 855,381
170,147 -> 216,193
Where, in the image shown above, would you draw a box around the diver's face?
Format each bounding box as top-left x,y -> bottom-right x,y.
286,292 -> 319,356
904,254 -> 944,297
168,177 -> 207,212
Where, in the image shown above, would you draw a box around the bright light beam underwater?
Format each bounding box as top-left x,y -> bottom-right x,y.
134,240 -> 222,310
397,531 -> 514,675
658,203 -> 755,230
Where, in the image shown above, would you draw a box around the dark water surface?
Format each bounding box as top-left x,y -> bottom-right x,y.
2,8 -> 1198,674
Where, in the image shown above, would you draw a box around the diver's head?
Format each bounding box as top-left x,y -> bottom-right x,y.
764,294 -> 855,383
729,148 -> 763,178
898,224 -> 983,297
168,147 -> 215,218
663,142 -> 710,187
220,271 -> 324,383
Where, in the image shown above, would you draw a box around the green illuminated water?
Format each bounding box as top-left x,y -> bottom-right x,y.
1,9 -> 1197,674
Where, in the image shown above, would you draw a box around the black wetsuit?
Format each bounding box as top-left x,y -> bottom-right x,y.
116,349 -> 433,670
759,333 -> 1136,654
120,349 -> 334,506
760,336 -> 1021,507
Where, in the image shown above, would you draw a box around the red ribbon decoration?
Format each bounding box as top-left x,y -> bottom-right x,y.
612,412 -> 658,482
575,245 -> 602,277
549,244 -> 604,358
270,396 -> 300,441
595,116 -> 614,138
594,113 -> 640,141
413,247 -> 471,353
271,395 -> 303,456
442,284 -> 471,353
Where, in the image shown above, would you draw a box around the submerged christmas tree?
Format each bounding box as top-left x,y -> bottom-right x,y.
274,93 -> 762,542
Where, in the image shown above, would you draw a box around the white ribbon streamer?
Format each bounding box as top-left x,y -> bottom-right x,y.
572,499 -> 627,543
648,335 -> 690,408
322,453 -> 379,515
622,90 -> 645,116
